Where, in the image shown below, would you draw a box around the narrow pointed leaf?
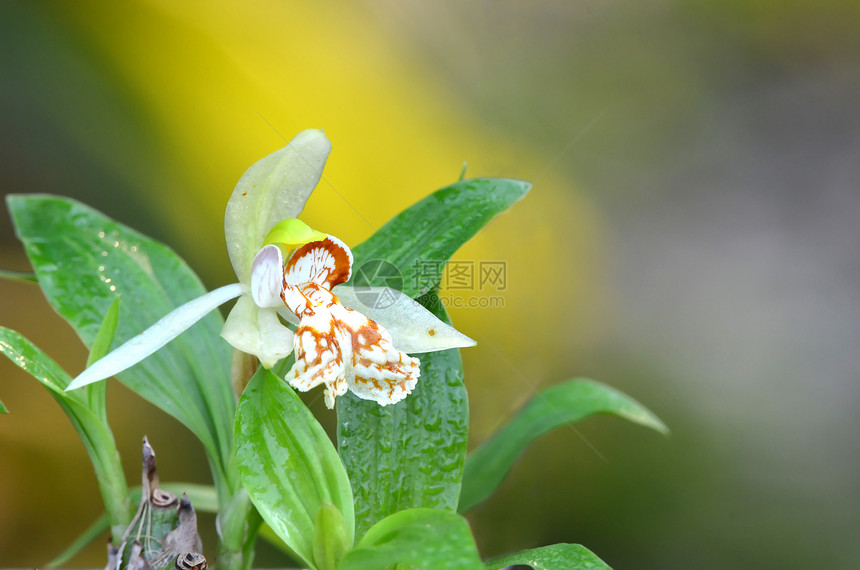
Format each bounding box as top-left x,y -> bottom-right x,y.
0,327 -> 88,398
7,194 -> 237,495
345,178 -> 530,300
235,367 -> 354,569
338,178 -> 529,537
339,509 -> 483,570
484,543 -> 611,570
460,379 -> 668,512
86,297 -> 121,367
0,327 -> 133,540
0,399 -> 7,414
85,296 -> 120,421
0,269 -> 38,282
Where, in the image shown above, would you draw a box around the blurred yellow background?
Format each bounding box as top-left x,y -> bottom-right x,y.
2,1 -> 859,567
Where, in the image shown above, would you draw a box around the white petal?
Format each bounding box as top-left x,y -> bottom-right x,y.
225,129 -> 332,283
332,285 -> 477,354
250,245 -> 285,308
221,295 -> 294,368
66,283 -> 244,391
327,303 -> 420,407
347,372 -> 418,407
285,311 -> 350,409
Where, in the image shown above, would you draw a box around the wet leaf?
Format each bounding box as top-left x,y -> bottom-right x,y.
7,194 -> 237,495
235,367 -> 353,569
484,543 -> 611,570
339,508 -> 482,570
337,178 -> 530,537
460,379 -> 668,512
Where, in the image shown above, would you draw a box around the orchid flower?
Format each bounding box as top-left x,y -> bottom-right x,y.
66,129 -> 475,408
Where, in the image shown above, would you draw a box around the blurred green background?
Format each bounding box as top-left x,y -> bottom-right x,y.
2,1 -> 859,567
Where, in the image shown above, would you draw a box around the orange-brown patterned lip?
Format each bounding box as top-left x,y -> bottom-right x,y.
286,237 -> 352,289
349,321 -> 382,354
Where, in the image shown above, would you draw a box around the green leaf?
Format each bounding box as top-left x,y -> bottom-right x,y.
459,379 -> 668,513
0,269 -> 38,282
337,178 -> 530,537
258,523 -> 302,560
338,509 -> 483,570
314,504 -> 350,570
0,399 -> 7,414
0,327 -> 133,540
484,543 -> 611,570
7,194 -> 237,497
347,178 -> 531,300
1,327 -> 77,396
87,296 -> 121,367
85,296 -> 120,422
235,367 -> 354,569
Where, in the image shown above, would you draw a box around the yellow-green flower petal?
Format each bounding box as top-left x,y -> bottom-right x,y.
225,129 -> 331,283
263,218 -> 326,250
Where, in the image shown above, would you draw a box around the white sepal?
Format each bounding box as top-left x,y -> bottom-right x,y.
221,295 -> 294,368
66,283 -> 245,391
250,245 -> 285,308
332,285 -> 477,354
225,129 -> 332,283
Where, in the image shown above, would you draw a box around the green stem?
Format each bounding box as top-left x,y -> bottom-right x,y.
67,410 -> 134,543
216,489 -> 263,570
97,447 -> 135,543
